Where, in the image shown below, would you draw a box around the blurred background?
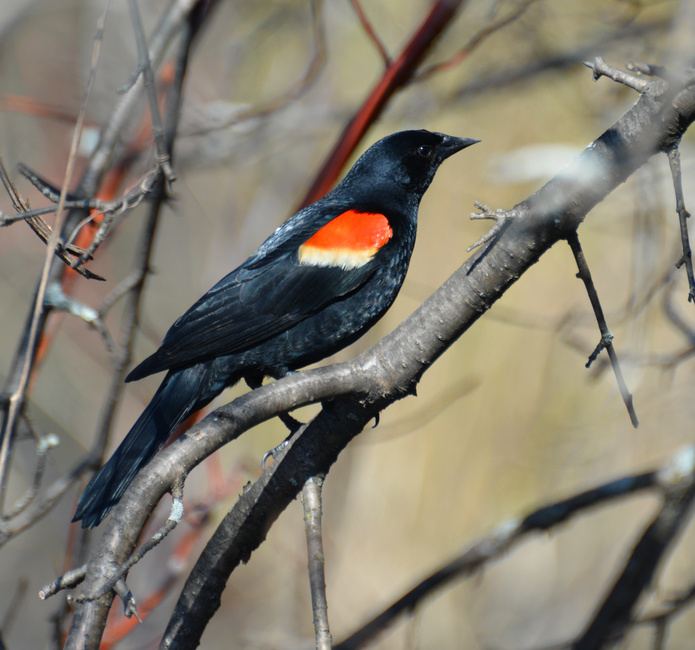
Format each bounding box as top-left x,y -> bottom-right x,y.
0,0 -> 693,647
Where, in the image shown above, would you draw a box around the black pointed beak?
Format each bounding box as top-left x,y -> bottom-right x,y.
442,135 -> 480,157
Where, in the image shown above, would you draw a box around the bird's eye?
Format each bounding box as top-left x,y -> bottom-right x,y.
418,145 -> 433,158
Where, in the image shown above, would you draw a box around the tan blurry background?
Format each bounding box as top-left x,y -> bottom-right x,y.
0,0 -> 694,648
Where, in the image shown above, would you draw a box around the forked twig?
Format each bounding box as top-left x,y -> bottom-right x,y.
566,231 -> 639,428
0,161 -> 103,279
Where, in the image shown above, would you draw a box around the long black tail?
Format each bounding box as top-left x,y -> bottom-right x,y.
73,363 -> 225,528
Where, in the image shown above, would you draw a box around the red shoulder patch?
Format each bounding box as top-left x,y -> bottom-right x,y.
298,210 -> 392,270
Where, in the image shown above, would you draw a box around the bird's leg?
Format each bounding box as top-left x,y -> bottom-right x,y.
245,373 -> 304,470
467,201 -> 521,251
244,373 -> 303,431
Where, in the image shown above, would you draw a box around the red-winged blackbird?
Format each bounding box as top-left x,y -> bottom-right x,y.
73,130 -> 478,528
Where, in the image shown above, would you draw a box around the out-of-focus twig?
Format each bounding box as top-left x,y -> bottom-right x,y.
415,0 -> 535,80
349,0 -> 390,64
299,0 -> 466,207
572,448 -> 695,649
335,465 -> 659,650
181,0 -> 326,138
0,2 -> 108,520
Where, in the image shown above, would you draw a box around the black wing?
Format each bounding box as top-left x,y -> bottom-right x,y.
126,251 -> 378,381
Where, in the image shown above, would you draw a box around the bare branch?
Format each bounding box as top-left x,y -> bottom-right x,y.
667,145 -> 695,302
337,464 -> 659,650
572,449 -> 695,648
128,0 -> 176,185
0,1 -> 108,520
567,232 -> 639,427
39,565 -> 87,601
302,475 -> 331,650
584,56 -> 651,93
349,0 -> 390,65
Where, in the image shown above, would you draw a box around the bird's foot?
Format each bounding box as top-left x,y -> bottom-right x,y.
262,439 -> 290,471
467,202 -> 520,251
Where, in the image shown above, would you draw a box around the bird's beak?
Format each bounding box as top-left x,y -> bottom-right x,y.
442,136 -> 481,157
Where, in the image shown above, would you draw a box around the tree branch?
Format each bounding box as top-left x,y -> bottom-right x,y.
67,62 -> 695,647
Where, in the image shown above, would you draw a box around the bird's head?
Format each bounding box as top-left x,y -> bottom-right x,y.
339,130 -> 479,209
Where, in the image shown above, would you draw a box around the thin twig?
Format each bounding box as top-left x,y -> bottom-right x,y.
39,565 -> 88,601
0,456 -> 95,547
9,160 -> 161,270
667,145 -> 695,302
78,0 -> 199,198
3,434 -> 59,520
415,0 -> 535,81
71,168 -> 160,265
77,490 -> 184,605
584,56 -> 651,92
349,0 -> 390,64
467,201 -> 519,251
566,231 -> 639,428
128,0 -> 176,185
0,2 -> 109,519
0,160 -> 102,278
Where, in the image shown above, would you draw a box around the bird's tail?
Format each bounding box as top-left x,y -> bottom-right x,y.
73,364 -> 224,528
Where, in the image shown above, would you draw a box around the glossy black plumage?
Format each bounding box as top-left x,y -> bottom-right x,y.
73,130 -> 478,528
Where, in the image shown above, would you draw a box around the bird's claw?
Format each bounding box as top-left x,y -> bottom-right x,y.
262,439 -> 290,471
114,579 -> 142,621
467,202 -> 519,251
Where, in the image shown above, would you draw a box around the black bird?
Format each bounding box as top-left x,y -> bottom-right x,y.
73,129 -> 479,528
